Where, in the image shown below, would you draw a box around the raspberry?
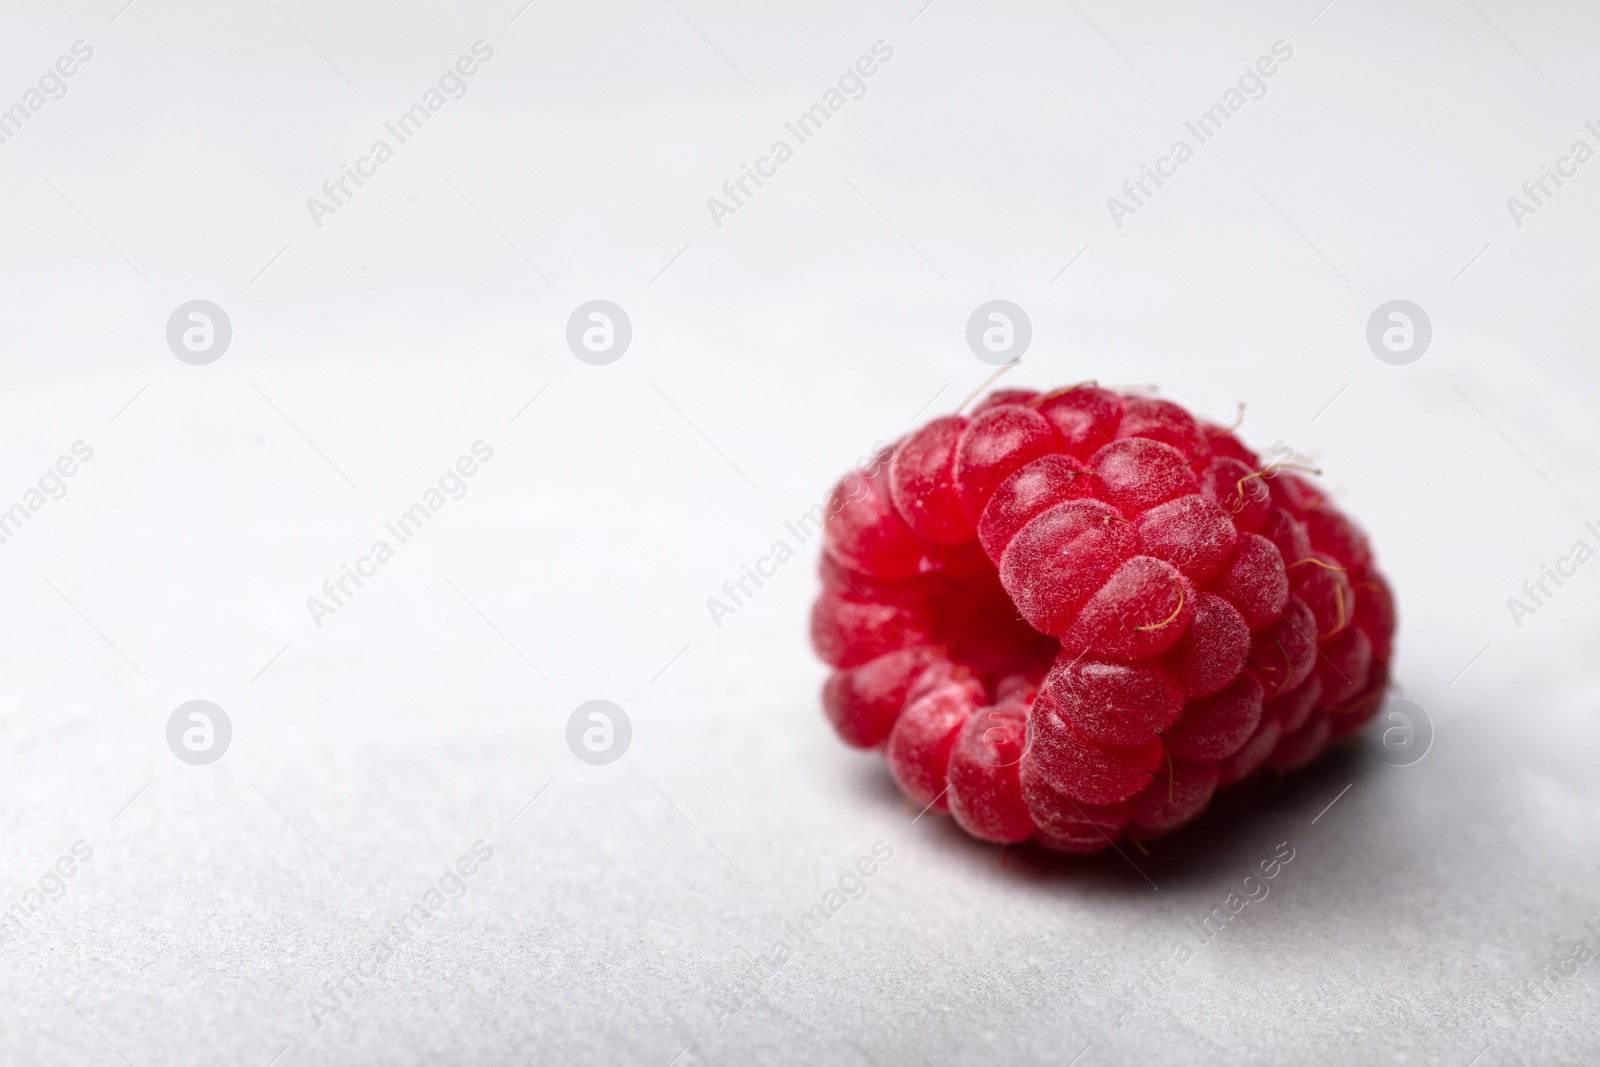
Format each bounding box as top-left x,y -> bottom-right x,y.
1216,718 -> 1281,786
1044,655 -> 1186,749
976,456 -> 1097,562
1268,674 -> 1321,735
1290,554 -> 1355,637
809,593 -> 930,668
1246,595 -> 1318,698
947,696 -> 1034,842
822,459 -> 929,580
1135,494 -> 1239,584
1315,627 -> 1372,708
1164,674 -> 1263,760
1001,499 -> 1139,636
811,384 -> 1397,853
1025,683 -> 1164,804
1035,384 -> 1121,459
889,416 -> 974,544
1018,752 -> 1132,845
1198,455 -> 1272,533
1269,715 -> 1331,772
1059,557 -> 1196,663
822,647 -> 928,748
1091,438 -> 1199,515
1261,507 -> 1313,568
1128,757 -> 1218,836
1164,592 -> 1250,697
1116,396 -> 1208,461
1327,659 -> 1388,741
886,681 -> 977,811
1200,422 -> 1259,468
953,405 -> 1059,522
1210,534 -> 1289,629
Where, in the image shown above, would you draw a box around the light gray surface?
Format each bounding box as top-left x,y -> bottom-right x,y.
2,1 -> 1599,1064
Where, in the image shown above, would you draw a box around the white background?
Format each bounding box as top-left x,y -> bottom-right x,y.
1,0 -> 1598,1064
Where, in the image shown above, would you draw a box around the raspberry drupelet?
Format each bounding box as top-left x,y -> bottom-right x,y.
812,384 -> 1395,851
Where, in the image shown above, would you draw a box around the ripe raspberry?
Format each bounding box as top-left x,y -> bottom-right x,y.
812,383 -> 1398,853
886,680 -> 978,811
946,692 -> 1034,842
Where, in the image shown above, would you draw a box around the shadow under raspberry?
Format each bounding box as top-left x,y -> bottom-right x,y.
886,738 -> 1378,893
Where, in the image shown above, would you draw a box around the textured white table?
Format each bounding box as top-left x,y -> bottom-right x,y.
1,1 -> 1598,1064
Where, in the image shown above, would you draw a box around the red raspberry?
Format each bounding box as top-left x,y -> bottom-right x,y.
1269,674 -> 1321,735
953,404 -> 1059,522
1164,592 -> 1251,697
889,416 -> 974,544
1000,498 -> 1140,636
1034,383 -> 1122,459
1058,557 -> 1196,663
1216,717 -> 1281,786
813,384 -> 1397,853
1017,752 -> 1131,850
1164,674 -> 1263,760
1116,396 -> 1208,461
1128,757 -> 1218,836
886,681 -> 978,811
946,694 -> 1034,842
822,647 -> 929,748
976,456 -> 1098,562
1198,454 -> 1272,533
